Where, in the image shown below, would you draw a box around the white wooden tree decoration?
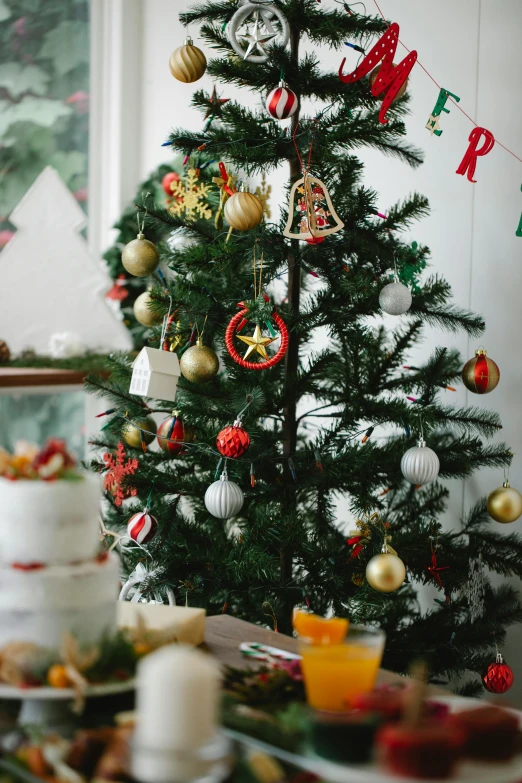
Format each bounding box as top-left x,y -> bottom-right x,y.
0,167 -> 132,354
283,174 -> 344,242
130,347 -> 181,402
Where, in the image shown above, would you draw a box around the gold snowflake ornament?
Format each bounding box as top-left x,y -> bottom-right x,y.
169,168 -> 213,221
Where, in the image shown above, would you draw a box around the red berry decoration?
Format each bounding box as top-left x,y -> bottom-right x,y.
162,171 -> 180,196
462,348 -> 499,394
127,510 -> 158,544
482,652 -> 514,694
157,412 -> 195,455
216,420 -> 251,459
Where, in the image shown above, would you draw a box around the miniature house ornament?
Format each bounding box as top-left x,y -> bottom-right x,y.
130,347 -> 181,402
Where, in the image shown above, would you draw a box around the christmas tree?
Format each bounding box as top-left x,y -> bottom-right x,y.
88,2 -> 522,694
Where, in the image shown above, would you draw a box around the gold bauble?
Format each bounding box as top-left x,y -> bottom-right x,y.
133,291 -> 163,327
487,481 -> 522,524
179,338 -> 219,383
122,416 -> 157,450
122,233 -> 160,277
366,552 -> 406,593
224,191 -> 264,231
369,63 -> 408,101
169,37 -> 207,83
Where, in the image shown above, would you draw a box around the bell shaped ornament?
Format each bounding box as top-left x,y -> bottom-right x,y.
283,174 -> 344,242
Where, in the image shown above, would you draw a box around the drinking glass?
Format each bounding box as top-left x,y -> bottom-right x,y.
300,624 -> 386,712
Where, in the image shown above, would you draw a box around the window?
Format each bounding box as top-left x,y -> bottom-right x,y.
0,0 -> 90,243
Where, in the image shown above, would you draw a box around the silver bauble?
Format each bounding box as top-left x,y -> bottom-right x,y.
379,281 -> 412,315
401,439 -> 440,485
204,471 -> 244,519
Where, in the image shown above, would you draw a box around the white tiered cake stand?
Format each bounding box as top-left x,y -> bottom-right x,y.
0,680 -> 134,730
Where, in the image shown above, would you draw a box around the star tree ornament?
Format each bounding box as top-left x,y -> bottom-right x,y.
462,348 -> 500,394
225,252 -> 288,370
205,468 -> 244,519
228,0 -> 290,64
169,168 -> 212,222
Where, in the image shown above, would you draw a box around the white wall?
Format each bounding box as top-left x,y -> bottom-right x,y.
94,0 -> 522,699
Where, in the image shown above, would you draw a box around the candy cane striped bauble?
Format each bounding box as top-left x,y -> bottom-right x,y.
266,81 -> 298,120
127,510 -> 158,544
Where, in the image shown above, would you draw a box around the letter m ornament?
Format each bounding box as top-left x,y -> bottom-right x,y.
339,23 -> 417,125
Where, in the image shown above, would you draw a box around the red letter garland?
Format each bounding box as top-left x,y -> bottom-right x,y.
339,23 -> 417,125
456,127 -> 495,183
225,304 -> 288,371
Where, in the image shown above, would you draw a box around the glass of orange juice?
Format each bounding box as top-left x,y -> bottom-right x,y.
300,625 -> 385,712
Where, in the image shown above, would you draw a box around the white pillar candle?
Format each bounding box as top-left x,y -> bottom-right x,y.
133,645 -> 222,783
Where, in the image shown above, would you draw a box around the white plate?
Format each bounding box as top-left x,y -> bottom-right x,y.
227,695 -> 522,783
0,679 -> 134,700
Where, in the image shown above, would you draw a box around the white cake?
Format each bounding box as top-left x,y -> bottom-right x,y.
0,555 -> 119,649
0,474 -> 101,565
0,472 -> 120,665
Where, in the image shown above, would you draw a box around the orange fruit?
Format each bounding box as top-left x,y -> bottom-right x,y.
293,609 -> 349,644
47,664 -> 71,689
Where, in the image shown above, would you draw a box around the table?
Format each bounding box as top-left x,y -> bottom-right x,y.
205,614 -> 427,690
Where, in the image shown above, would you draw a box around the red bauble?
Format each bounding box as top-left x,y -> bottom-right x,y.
216,422 -> 251,458
162,171 -> 180,196
482,653 -> 514,694
127,510 -> 158,544
265,81 -> 298,120
157,413 -> 195,455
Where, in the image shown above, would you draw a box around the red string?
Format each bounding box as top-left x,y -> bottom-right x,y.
372,0 -> 522,165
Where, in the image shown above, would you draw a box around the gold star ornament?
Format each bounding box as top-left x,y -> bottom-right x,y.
237,323 -> 276,361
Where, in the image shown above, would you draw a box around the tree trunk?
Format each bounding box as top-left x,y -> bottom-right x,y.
279,20 -> 302,636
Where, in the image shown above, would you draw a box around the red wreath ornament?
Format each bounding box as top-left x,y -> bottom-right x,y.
225,302 -> 289,371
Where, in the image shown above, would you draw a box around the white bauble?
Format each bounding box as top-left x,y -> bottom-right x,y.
167,228 -> 197,253
48,331 -> 84,358
401,439 -> 440,485
379,281 -> 412,315
204,472 -> 244,519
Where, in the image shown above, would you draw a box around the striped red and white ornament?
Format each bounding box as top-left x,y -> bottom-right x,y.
127,509 -> 158,544
266,81 -> 298,120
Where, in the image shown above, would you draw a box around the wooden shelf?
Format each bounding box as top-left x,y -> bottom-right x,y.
0,368 -> 104,388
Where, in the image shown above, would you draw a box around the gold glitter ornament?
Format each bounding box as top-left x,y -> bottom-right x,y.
169,37 -> 207,83
122,416 -> 157,449
179,337 -> 219,383
133,291 -> 163,327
